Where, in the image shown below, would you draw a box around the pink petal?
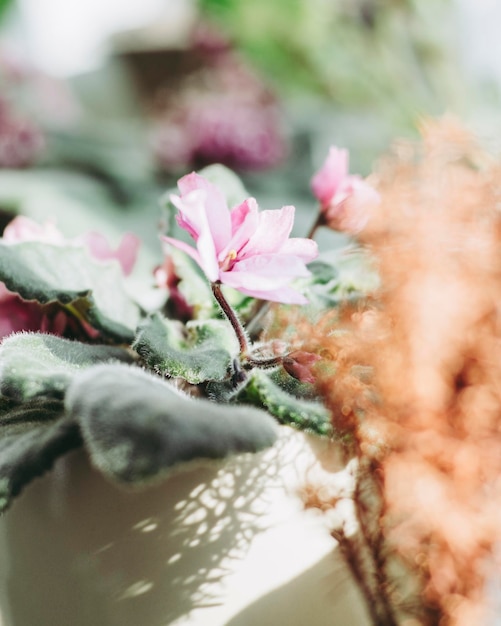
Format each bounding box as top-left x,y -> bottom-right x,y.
279,238 -> 318,263
311,147 -> 349,207
162,236 -> 203,268
170,190 -> 219,281
220,253 -> 311,301
240,205 -> 295,258
3,216 -> 65,244
175,211 -> 199,241
219,198 -> 259,262
177,172 -> 231,251
82,231 -> 140,276
326,176 -> 380,234
114,233 -> 141,276
233,253 -> 312,279
170,191 -> 205,241
230,197 -> 258,234
220,277 -> 308,304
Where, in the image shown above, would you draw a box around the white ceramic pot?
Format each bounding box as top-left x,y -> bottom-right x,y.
0,427 -> 371,626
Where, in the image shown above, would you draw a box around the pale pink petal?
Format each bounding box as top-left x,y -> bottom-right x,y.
221,270 -> 290,292
175,214 -> 198,240
311,147 -> 349,207
254,287 -> 308,305
81,231 -> 140,276
178,172 -> 231,251
114,233 -> 141,276
279,237 -> 318,263
326,176 -> 380,234
218,198 -> 259,262
170,191 -> 205,241
230,197 -> 257,232
240,205 -> 295,258
162,236 -> 203,268
220,254 -> 311,298
232,253 -> 312,279
170,190 -> 219,281
3,216 -> 65,244
220,277 -> 308,304
346,176 -> 381,204
243,286 -> 307,304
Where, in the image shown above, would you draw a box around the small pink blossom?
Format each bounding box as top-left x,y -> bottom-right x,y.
311,146 -> 380,233
80,231 -> 140,276
163,173 -> 318,304
0,216 -> 140,340
3,215 -> 65,244
4,216 -> 140,275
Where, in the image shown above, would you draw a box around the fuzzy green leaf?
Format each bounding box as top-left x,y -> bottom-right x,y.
305,247 -> 379,309
0,332 -> 134,401
66,363 -> 278,485
0,241 -> 141,341
0,398 -> 81,513
133,313 -> 238,383
233,370 -> 333,436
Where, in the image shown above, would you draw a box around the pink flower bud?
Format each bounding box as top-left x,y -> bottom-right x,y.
311,146 -> 380,234
283,350 -> 321,384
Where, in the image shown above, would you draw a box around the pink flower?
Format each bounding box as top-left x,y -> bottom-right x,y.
311,146 -> 380,233
163,173 -> 318,304
3,215 -> 65,244
4,216 -> 140,275
80,231 -> 139,276
0,216 -> 140,340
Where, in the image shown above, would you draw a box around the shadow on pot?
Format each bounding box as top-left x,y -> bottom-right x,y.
0,428 -> 351,626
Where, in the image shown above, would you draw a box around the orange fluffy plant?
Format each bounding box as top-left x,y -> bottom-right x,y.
312,120 -> 501,625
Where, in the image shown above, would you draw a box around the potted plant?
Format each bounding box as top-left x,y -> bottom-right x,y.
3,121 -> 498,626
0,148 -> 379,626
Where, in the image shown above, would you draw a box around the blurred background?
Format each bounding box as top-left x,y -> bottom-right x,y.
0,0 -> 500,271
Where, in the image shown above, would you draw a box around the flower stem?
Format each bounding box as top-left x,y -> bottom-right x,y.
306,211 -> 325,240
245,354 -> 284,370
211,281 -> 249,356
211,282 -> 286,372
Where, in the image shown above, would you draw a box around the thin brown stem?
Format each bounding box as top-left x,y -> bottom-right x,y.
244,354 -> 284,370
211,282 -> 287,372
211,281 -> 249,356
306,211 -> 325,240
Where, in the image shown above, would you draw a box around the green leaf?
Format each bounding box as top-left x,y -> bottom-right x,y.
0,241 -> 141,342
133,313 -> 238,383
305,247 -> 379,310
0,398 -> 81,513
0,332 -> 134,402
66,363 -> 278,485
233,370 -> 332,436
0,0 -> 14,21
